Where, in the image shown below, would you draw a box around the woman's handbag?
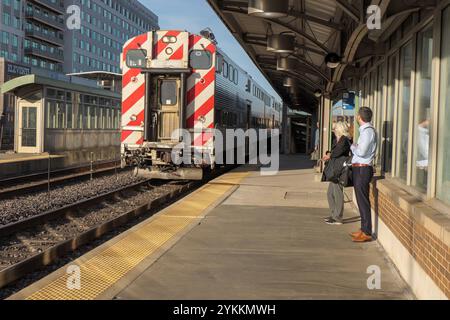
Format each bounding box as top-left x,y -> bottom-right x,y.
322,158 -> 336,182
314,159 -> 323,174
310,149 -> 319,161
339,157 -> 353,187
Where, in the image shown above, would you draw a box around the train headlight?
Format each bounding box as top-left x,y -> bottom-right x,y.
165,47 -> 174,55
162,36 -> 177,44
130,114 -> 137,121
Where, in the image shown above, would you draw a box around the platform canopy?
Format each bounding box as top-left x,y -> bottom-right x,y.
207,0 -> 434,112
66,71 -> 122,81
1,74 -> 121,99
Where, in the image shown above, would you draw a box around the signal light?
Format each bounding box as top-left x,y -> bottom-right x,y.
162,36 -> 177,43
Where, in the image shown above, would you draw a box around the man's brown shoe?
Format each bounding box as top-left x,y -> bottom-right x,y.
352,232 -> 372,242
350,230 -> 362,238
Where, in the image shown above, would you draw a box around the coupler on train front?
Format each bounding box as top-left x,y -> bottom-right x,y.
121,143 -> 208,181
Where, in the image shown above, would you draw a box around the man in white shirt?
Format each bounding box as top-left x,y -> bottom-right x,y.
350,107 -> 377,243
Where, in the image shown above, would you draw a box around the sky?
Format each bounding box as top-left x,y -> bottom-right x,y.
141,0 -> 281,99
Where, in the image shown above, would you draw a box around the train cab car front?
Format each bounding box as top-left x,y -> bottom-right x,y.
120,30 -> 217,181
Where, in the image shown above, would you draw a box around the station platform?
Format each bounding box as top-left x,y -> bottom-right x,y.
0,153 -> 65,180
0,152 -> 61,164
9,155 -> 414,300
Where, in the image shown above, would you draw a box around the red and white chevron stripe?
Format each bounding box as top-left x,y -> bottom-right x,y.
153,30 -> 185,61
186,35 -> 216,149
121,32 -> 152,147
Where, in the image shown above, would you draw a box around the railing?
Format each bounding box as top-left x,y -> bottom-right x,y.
30,0 -> 64,14
25,47 -> 64,63
25,29 -> 64,47
25,10 -> 64,31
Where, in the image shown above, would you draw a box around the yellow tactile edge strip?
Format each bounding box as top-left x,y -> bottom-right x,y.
24,171 -> 249,300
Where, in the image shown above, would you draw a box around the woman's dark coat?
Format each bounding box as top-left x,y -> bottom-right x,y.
323,136 -> 352,183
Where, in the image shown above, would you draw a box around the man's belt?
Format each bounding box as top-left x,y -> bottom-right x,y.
352,163 -> 372,167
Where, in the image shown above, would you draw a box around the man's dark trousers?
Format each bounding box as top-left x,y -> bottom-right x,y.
353,166 -> 374,235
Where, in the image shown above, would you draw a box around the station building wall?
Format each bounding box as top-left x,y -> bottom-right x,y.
348,3 -> 450,299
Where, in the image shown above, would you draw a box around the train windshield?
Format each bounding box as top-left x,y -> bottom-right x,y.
126,49 -> 147,68
189,50 -> 212,69
160,80 -> 178,106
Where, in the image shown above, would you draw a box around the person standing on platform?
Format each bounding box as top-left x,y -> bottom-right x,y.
350,107 -> 377,243
322,122 -> 352,225
311,122 -> 320,161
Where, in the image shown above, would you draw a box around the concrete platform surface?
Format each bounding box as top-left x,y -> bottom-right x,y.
0,152 -> 62,164
115,155 -> 413,300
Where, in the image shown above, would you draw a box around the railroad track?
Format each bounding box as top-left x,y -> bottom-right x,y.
0,178 -> 197,292
0,160 -> 122,199
0,166 -> 231,296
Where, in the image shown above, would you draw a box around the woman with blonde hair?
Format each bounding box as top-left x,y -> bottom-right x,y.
322,121 -> 352,225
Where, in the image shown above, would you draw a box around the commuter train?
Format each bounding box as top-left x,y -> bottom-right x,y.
120,30 -> 282,180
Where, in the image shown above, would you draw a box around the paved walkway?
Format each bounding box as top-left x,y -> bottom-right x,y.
115,155 -> 413,300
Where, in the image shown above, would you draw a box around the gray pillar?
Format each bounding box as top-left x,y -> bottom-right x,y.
282,103 -> 289,154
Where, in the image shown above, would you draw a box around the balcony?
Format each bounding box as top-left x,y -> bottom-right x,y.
30,0 -> 64,14
25,46 -> 64,63
25,29 -> 64,47
25,10 -> 65,31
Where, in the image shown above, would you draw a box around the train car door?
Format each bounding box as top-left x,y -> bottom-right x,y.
17,99 -> 43,153
155,77 -> 181,142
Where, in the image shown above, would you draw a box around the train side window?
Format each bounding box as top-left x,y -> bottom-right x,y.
223,61 -> 229,78
245,79 -> 251,92
126,49 -> 147,68
234,69 -> 239,85
189,50 -> 212,70
160,80 -> 177,106
229,65 -> 234,82
216,54 -> 224,74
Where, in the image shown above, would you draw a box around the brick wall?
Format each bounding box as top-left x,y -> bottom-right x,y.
370,185 -> 450,298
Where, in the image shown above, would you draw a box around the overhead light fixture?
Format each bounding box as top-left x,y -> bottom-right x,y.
283,77 -> 296,87
248,0 -> 289,18
277,57 -> 298,71
325,53 -> 341,69
314,89 -> 322,97
267,34 -> 295,53
289,86 -> 300,95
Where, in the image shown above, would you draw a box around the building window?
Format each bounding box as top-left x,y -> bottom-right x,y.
2,12 -> 11,26
437,6 -> 450,204
0,50 -> 8,59
1,31 -> 9,45
13,17 -> 19,29
412,25 -> 433,192
375,64 -> 385,167
395,41 -> 413,181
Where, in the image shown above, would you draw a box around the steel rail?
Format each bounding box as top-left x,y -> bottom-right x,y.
0,179 -> 151,238
0,165 -> 234,291
0,161 -> 122,199
0,180 -> 198,290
